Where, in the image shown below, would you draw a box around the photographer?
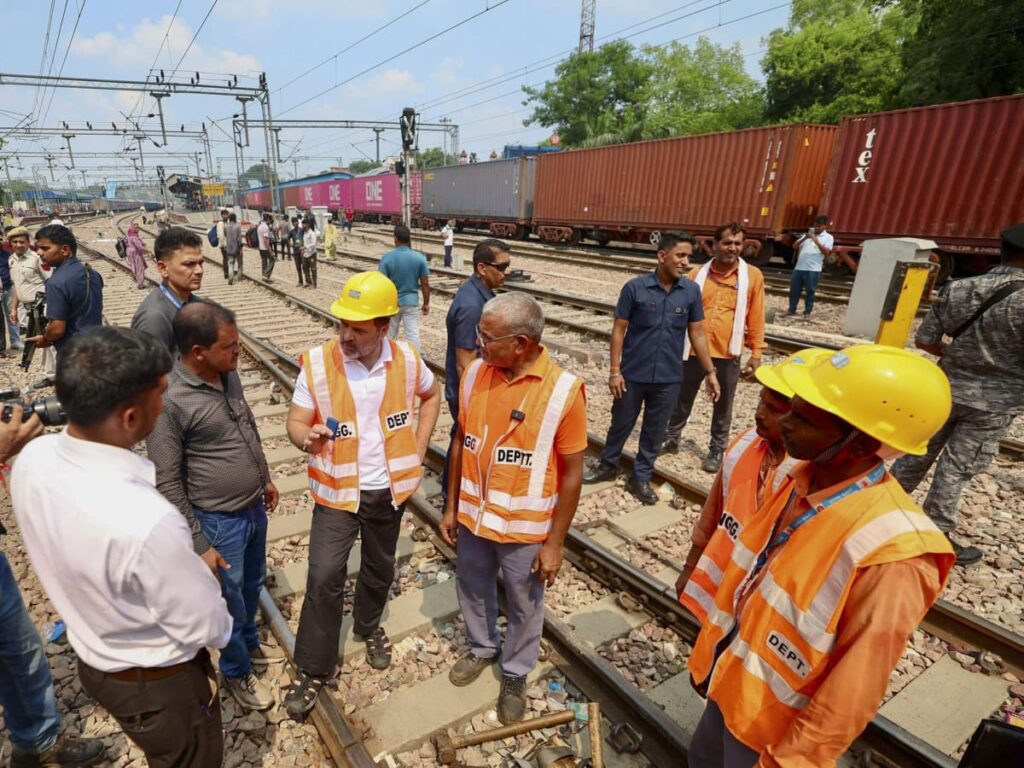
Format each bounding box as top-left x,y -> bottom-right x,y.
23,225 -> 103,390
0,404 -> 105,767
12,327 -> 231,767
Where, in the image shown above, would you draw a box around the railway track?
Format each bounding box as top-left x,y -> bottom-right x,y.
71,214 -> 1021,767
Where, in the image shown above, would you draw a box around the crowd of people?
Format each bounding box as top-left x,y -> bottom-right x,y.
0,215 -> 1020,767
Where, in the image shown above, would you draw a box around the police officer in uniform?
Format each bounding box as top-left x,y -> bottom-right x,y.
892,222 -> 1024,566
282,272 -> 440,720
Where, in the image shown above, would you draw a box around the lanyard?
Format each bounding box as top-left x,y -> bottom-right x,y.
748,462 -> 886,582
159,283 -> 184,310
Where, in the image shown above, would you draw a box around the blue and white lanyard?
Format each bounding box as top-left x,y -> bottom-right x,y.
159,283 -> 184,310
744,462 -> 886,588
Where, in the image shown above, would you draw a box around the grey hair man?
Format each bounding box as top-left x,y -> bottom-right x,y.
440,292 -> 587,725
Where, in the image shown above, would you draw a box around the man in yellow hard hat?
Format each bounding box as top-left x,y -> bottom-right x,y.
686,344 -> 955,768
282,271 -> 440,721
675,348 -> 831,621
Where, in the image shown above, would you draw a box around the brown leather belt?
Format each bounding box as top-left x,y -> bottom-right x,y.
106,652 -> 203,683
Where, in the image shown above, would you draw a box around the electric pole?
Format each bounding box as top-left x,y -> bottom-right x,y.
579,0 -> 596,53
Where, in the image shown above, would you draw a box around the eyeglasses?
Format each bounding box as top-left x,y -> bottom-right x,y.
484,261 -> 511,272
476,324 -> 518,346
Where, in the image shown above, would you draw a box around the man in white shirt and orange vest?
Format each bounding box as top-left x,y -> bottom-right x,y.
674,349 -> 831,620
282,271 -> 440,721
685,345 -> 955,767
440,292 -> 587,725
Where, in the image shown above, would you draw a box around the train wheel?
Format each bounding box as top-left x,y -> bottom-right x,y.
567,228 -> 581,246
648,230 -> 661,246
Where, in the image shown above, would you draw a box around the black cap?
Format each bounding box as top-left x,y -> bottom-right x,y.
1001,222 -> 1024,249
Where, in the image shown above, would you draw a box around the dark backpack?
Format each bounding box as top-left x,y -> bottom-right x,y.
245,227 -> 259,248
207,225 -> 219,247
115,237 -> 127,259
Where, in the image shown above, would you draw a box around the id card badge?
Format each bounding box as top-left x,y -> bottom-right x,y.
325,417 -> 341,440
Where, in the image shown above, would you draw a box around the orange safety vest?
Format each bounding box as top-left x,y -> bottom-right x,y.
680,428 -> 796,623
688,464 -> 954,753
303,337 -> 422,511
457,353 -> 583,543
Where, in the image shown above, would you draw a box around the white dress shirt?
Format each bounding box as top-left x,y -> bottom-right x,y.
12,431 -> 232,672
292,339 -> 434,489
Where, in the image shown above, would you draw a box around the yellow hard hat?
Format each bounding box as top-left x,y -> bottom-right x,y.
778,344 -> 951,455
330,271 -> 399,321
755,348 -> 833,399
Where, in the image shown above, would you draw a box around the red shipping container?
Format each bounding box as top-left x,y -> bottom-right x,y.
351,173 -> 420,217
821,94 -> 1024,268
532,124 -> 836,249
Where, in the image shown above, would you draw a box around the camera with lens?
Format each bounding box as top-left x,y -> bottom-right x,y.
0,388 -> 67,427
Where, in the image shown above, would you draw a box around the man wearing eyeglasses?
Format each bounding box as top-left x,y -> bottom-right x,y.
440,292 -> 586,725
441,239 -> 512,503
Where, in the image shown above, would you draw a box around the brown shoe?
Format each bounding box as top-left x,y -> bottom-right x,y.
11,735 -> 105,767
496,674 -> 527,725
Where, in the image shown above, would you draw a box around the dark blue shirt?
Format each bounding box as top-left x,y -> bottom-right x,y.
615,272 -> 703,384
45,256 -> 104,350
0,247 -> 12,291
444,275 -> 494,405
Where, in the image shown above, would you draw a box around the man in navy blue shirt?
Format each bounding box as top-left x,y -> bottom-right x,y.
24,225 -> 103,389
583,232 -> 719,504
441,239 -> 511,501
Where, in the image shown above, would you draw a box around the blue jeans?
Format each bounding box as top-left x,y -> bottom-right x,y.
0,552 -> 60,753
788,269 -> 821,314
601,379 -> 681,482
193,500 -> 267,679
0,290 -> 21,349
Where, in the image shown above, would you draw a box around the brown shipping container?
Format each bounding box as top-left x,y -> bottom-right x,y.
821,94 -> 1024,260
531,123 -> 837,247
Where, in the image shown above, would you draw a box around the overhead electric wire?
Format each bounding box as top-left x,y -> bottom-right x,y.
40,0 -> 89,129
169,0 -> 220,79
278,0 -> 512,117
275,0 -> 433,95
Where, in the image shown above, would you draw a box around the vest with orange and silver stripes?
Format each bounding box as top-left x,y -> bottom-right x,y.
687,467 -> 954,751
303,337 -> 422,511
457,358 -> 582,543
680,428 -> 796,623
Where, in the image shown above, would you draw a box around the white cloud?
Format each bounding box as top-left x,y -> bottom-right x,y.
72,15 -> 261,77
358,68 -> 424,96
431,57 -> 466,88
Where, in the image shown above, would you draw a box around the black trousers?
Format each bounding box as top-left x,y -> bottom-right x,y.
78,651 -> 222,768
665,357 -> 741,454
294,492 -> 405,676
219,247 -> 229,279
259,249 -> 273,279
600,379 -> 681,482
292,247 -> 304,283
301,255 -> 317,288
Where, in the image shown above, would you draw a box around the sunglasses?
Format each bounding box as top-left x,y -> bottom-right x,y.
484,261 -> 511,272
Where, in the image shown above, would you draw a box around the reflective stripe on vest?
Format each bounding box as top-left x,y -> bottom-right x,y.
680,428 -> 768,623
688,473 -> 954,751
457,355 -> 581,543
304,338 -> 422,511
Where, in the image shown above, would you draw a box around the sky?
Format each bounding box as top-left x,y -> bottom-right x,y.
0,0 -> 792,191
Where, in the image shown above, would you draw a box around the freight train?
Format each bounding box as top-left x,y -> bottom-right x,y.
242,170 -> 421,224
244,94 -> 1024,276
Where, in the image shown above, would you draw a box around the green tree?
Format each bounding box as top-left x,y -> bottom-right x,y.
415,147 -> 459,168
240,163 -> 278,187
897,0 -> 1024,106
644,37 -> 765,137
523,40 -> 653,146
762,0 -> 914,123
347,159 -> 379,175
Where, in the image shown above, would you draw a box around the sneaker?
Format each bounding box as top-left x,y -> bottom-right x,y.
31,377 -> 54,390
625,476 -> 658,505
11,343 -> 24,351
449,651 -> 496,687
363,627 -> 392,670
496,674 -> 527,725
249,641 -> 286,667
224,671 -> 274,712
701,449 -> 724,473
582,461 -> 618,484
948,536 -> 983,566
11,735 -> 105,767
658,439 -> 680,456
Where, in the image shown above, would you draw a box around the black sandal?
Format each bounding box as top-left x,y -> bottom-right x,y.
283,671 -> 327,720
364,627 -> 393,670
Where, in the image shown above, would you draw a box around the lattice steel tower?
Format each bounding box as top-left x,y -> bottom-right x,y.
579,0 -> 596,53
